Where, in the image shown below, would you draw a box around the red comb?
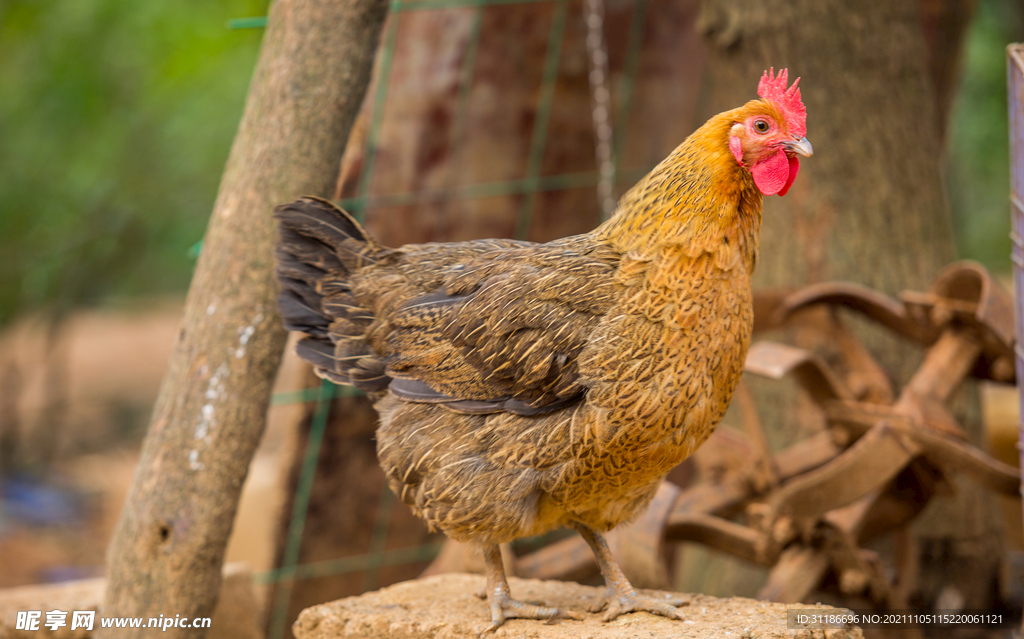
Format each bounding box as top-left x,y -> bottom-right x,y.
757,68 -> 806,138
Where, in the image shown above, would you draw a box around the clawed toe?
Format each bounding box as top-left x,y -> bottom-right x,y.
600,592 -> 689,623
567,523 -> 689,624
479,544 -> 584,634
587,598 -> 608,613
545,608 -> 584,624
481,593 -> 582,635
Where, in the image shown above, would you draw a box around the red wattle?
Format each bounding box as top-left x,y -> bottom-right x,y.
751,148 -> 790,196
777,155 -> 800,196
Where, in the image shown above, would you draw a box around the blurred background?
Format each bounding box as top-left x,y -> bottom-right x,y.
0,0 -> 280,590
1,0 -> 1024,636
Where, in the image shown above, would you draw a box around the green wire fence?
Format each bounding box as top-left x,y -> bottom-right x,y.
232,1 -> 656,635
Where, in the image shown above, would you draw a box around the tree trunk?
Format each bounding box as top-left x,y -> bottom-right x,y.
696,0 -> 1001,609
100,1 -> 389,637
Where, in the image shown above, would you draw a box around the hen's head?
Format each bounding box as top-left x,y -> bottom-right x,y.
728,68 -> 812,197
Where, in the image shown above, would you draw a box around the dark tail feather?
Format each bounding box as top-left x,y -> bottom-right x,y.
275,196 -> 379,272
274,197 -> 390,394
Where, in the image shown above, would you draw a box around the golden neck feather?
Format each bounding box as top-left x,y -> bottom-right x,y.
595,109 -> 764,275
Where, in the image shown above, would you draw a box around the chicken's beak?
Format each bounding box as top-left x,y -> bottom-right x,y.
785,136 -> 814,157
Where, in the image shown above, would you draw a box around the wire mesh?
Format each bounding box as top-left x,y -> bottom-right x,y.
237,0 -> 652,635
266,378 -> 334,639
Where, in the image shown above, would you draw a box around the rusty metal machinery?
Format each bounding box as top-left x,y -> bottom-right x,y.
425,261 -> 1020,612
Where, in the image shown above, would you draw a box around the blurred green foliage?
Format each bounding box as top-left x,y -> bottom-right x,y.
0,0 -> 266,325
947,0 -> 1024,273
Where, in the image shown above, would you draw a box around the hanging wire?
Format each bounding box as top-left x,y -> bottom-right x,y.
584,0 -> 616,220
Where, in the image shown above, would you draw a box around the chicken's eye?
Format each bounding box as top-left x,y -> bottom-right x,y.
753,119 -> 770,133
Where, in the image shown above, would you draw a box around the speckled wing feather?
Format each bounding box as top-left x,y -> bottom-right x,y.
377,236 -> 621,414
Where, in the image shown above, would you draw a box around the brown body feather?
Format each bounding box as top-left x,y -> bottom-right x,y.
276,103 -> 766,547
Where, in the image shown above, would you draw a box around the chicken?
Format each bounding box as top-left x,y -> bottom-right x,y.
274,68 -> 811,631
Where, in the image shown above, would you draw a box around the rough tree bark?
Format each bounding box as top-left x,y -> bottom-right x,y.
100,1 -> 389,637
696,0 -> 1001,609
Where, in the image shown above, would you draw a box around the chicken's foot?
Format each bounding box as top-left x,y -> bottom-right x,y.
572,522 -> 689,622
479,544 -> 581,634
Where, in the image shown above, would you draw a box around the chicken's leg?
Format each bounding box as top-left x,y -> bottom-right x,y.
480,544 -> 581,633
571,522 -> 688,622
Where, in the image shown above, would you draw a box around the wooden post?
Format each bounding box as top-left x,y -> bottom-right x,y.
99,1 -> 389,637
1008,43 -> 1024,564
